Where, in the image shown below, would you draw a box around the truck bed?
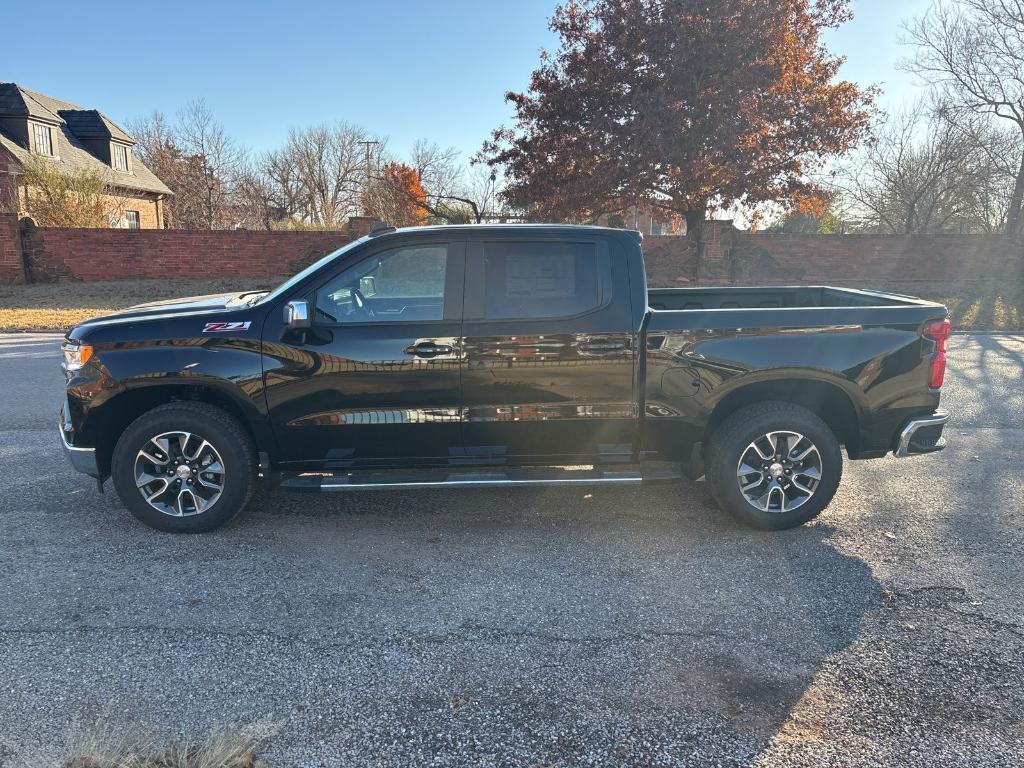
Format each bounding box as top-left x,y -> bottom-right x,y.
648,285 -> 934,310
646,286 -> 946,331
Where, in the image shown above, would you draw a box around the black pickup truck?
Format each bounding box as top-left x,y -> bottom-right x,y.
60,224 -> 950,532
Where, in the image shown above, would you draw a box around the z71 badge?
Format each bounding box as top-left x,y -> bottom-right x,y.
203,321 -> 251,333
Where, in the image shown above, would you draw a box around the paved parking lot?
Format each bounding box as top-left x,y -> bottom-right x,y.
1,333 -> 1022,767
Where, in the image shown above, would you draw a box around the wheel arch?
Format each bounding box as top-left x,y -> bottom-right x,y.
704,375 -> 862,456
87,382 -> 262,476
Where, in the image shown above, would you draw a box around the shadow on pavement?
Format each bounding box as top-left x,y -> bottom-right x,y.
195,481 -> 885,764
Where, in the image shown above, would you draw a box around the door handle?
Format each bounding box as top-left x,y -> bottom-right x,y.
579,340 -> 627,354
404,342 -> 454,358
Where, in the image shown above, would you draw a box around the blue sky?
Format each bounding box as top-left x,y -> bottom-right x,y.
3,0 -> 933,163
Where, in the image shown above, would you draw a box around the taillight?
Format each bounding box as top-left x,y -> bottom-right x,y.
923,318 -> 951,389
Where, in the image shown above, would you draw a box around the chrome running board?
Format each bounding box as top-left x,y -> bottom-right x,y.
279,463 -> 682,491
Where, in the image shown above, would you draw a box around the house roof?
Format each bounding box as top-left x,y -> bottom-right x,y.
58,110 -> 135,143
0,83 -> 63,123
0,83 -> 172,197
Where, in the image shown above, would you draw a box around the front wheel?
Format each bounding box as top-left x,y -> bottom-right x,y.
705,402 -> 843,530
111,403 -> 255,533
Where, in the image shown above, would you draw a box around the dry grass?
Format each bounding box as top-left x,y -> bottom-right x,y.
843,279 -> 1024,333
943,285 -> 1023,332
16,720 -> 279,768
0,277 -> 1019,333
0,278 -> 283,333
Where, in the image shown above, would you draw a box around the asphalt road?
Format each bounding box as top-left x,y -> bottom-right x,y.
1,333 -> 1022,767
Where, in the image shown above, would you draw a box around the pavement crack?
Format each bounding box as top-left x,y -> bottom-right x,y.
881,586 -> 1024,639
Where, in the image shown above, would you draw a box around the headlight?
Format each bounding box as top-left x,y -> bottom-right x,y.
61,342 -> 94,372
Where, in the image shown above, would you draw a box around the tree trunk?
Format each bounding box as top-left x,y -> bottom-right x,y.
685,204 -> 707,282
684,208 -> 705,238
1005,153 -> 1024,236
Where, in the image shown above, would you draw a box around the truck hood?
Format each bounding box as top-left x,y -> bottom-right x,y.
123,292 -> 240,314
71,292 -> 258,332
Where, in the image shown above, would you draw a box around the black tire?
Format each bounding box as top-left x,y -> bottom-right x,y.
705,401 -> 842,530
111,402 -> 255,533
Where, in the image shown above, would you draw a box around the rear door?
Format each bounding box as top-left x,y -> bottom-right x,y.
460,233 -> 639,464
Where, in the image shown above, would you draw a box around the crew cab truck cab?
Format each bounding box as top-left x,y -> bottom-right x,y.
60,224 -> 951,532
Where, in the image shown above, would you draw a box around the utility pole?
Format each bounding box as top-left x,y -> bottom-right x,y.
357,140 -> 380,216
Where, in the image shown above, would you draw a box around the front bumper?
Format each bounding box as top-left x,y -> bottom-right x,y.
894,409 -> 950,457
60,414 -> 100,478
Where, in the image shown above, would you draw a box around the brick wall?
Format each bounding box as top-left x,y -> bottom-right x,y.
0,214 -> 1020,286
0,214 -> 23,283
10,219 -> 376,283
731,232 -> 1023,284
643,222 -> 1023,286
22,227 -> 352,283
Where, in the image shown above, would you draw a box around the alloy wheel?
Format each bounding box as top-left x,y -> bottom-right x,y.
735,431 -> 822,514
134,431 -> 226,517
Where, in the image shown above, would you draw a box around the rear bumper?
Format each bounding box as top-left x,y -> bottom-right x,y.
894,409 -> 949,458
60,413 -> 100,478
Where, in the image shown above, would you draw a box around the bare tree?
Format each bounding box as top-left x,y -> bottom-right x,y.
411,140 -> 462,202
465,163 -> 505,222
127,110 -> 175,170
833,103 -> 991,233
264,123 -> 378,228
903,0 -> 1024,232
227,130 -> 507,230
945,111 -> 1021,230
936,105 -> 1024,231
175,99 -> 245,229
262,146 -> 307,227
127,110 -> 186,226
233,159 -> 281,230
128,104 -> 244,229
395,141 -> 506,224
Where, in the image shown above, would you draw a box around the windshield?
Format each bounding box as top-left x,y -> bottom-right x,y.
253,236 -> 369,305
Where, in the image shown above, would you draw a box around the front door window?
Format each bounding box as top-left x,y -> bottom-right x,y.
315,245 -> 448,324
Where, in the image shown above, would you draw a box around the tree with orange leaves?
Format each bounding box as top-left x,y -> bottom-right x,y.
363,162 -> 430,227
482,0 -> 875,232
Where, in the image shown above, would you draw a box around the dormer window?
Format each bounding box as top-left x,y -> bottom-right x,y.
32,123 -> 54,156
112,143 -> 130,172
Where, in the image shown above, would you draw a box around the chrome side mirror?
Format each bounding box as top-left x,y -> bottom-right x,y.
283,300 -> 311,330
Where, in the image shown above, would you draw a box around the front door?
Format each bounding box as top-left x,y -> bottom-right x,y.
263,238 -> 466,469
460,235 -> 639,464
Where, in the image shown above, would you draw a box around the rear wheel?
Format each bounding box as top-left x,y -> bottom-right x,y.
111,403 -> 255,532
705,402 -> 842,530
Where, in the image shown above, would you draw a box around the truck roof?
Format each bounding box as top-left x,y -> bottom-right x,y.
372,223 -> 644,240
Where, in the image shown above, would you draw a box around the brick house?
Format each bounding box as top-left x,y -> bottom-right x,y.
0,83 -> 172,228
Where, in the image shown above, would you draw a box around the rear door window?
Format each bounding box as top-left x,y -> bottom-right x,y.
481,241 -> 610,320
